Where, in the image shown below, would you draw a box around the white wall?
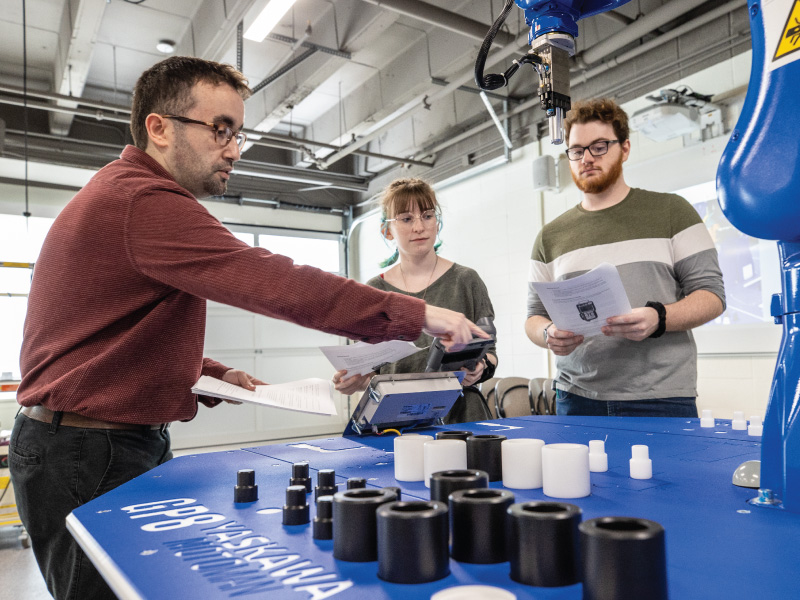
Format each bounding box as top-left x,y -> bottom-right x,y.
352,49 -> 778,421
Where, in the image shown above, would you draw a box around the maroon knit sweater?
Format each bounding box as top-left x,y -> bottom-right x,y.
18,146 -> 425,424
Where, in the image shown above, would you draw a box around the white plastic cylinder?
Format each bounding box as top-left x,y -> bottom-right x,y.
732,411 -> 747,430
588,440 -> 608,473
423,439 -> 467,488
748,415 -> 763,437
629,444 -> 652,479
541,443 -> 591,499
393,434 -> 433,481
501,438 -> 545,489
700,409 -> 715,428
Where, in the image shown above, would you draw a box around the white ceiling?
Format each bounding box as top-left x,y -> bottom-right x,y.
0,0 -> 751,211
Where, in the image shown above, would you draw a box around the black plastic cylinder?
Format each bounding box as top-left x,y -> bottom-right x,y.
315,469 -> 337,501
376,501 -> 449,583
580,516 -> 668,600
449,488 -> 514,563
313,496 -> 333,540
346,477 -> 366,490
234,469 -> 258,503
290,462 -> 312,494
282,485 -> 310,525
507,501 -> 582,587
332,488 -> 398,562
430,469 -> 489,503
435,430 -> 474,442
466,434 -> 507,482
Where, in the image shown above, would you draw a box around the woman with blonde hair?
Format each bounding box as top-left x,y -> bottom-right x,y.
333,178 -> 497,423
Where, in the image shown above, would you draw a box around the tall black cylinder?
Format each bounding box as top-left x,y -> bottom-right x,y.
580,516 -> 668,600
435,430 -> 474,442
332,488 -> 398,562
376,501 -> 449,583
507,501 -> 582,587
449,488 -> 514,563
466,435 -> 506,482
430,469 -> 489,503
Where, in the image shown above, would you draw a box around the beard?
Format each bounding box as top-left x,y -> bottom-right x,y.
171,128 -> 231,198
571,153 -> 624,194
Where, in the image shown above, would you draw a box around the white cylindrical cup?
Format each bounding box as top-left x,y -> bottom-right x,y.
393,434 -> 433,481
501,438 -> 545,489
431,585 -> 516,600
423,440 -> 467,488
541,443 -> 591,499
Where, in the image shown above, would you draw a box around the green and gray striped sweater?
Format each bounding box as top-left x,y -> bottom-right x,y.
527,188 -> 725,401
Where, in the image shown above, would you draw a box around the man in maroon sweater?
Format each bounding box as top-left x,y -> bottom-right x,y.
8,57 -> 484,599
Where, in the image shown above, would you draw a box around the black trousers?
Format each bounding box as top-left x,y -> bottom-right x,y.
8,413 -> 172,600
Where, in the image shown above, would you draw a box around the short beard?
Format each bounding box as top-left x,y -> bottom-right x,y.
571,153 -> 623,194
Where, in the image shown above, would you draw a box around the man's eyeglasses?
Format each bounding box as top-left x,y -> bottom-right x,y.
160,115 -> 247,150
385,210 -> 439,229
565,139 -> 620,161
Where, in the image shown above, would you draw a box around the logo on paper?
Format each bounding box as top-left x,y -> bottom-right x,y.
577,300 -> 598,322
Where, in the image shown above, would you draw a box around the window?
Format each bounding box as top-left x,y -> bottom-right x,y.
224,223 -> 343,274
0,214 -> 55,379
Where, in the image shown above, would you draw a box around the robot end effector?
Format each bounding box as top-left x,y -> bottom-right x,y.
474,1 -> 632,144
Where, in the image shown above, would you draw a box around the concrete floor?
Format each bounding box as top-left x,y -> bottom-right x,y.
0,526 -> 51,600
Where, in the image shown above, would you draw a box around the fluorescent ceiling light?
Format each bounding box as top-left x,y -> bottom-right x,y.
244,0 -> 297,42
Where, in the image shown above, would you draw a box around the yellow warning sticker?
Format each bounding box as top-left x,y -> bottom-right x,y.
774,0 -> 800,61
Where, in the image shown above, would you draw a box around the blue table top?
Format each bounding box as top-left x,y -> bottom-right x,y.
67,416 -> 800,599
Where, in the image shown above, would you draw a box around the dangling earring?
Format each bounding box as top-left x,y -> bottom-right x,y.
433,215 -> 444,254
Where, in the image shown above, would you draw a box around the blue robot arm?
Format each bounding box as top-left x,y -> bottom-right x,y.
474,0 -> 632,143
717,0 -> 800,512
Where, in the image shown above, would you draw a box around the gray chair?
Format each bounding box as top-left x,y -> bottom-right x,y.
530,377 -> 557,415
494,377 -> 535,418
480,377 -> 502,419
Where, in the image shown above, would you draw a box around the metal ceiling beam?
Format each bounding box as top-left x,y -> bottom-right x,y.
317,29 -> 529,169
575,0 -> 717,68
49,0 -> 107,136
360,0 -> 515,46
572,0 -> 746,85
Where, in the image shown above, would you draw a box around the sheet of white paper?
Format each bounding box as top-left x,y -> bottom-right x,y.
191,376 -> 337,416
531,262 -> 633,337
319,340 -> 420,376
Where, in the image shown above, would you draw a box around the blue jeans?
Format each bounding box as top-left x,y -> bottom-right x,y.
8,413 -> 172,600
556,390 -> 698,417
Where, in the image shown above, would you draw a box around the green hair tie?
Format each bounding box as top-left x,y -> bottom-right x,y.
379,248 -> 399,268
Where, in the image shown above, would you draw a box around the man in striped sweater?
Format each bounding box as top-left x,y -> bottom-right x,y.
525,98 -> 725,417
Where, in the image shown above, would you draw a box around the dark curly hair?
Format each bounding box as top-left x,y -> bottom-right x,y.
564,98 -> 630,144
130,56 -> 251,150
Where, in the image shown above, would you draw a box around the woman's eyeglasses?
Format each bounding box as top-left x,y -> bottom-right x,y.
385,210 -> 439,228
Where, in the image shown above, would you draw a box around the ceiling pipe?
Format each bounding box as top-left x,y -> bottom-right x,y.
0,85 -> 432,168
572,0 -> 746,85
574,0 -> 717,68
318,29 -> 530,169
360,0 -> 515,46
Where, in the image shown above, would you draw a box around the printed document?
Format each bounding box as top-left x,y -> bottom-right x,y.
192,376 -> 337,416
531,262 -> 632,337
319,340 -> 420,376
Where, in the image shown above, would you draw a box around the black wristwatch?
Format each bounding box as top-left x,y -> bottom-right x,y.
645,301 -> 667,338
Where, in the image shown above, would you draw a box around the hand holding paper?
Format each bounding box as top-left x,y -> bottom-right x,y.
192,376 -> 337,416
532,263 -> 632,338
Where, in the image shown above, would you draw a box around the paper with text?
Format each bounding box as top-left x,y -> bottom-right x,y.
319,340 -> 420,376
191,376 -> 337,416
532,262 -> 632,337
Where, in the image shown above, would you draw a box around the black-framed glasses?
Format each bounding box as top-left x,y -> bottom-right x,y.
160,115 -> 247,150
565,139 -> 620,161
